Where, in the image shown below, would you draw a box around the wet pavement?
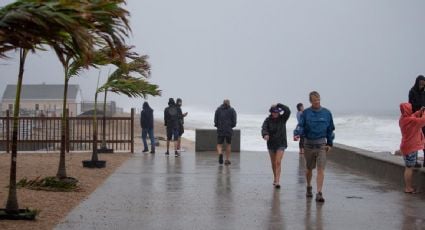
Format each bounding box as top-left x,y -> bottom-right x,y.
55,149 -> 425,230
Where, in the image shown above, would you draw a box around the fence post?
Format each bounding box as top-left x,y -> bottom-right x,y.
6,110 -> 10,153
131,108 -> 134,153
66,108 -> 70,153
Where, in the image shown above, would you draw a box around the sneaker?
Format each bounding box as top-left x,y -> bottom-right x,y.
218,154 -> 223,164
275,184 -> 281,189
165,151 -> 169,156
315,192 -> 325,202
150,150 -> 155,154
224,160 -> 231,165
414,162 -> 422,168
306,186 -> 313,198
142,149 -> 149,153
175,151 -> 180,157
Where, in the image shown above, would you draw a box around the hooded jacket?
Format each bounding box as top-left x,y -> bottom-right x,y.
140,102 -> 154,129
164,99 -> 182,129
261,103 -> 291,150
214,104 -> 237,136
408,75 -> 425,112
399,103 -> 425,155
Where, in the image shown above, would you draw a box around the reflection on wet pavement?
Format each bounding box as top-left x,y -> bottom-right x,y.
55,150 -> 425,230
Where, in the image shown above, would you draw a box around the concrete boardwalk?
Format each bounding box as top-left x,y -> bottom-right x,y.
55,149 -> 425,230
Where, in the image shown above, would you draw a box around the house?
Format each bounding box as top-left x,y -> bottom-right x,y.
80,101 -> 117,116
1,84 -> 82,116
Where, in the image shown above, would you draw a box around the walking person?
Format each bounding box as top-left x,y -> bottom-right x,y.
214,99 -> 237,165
408,75 -> 425,168
261,103 -> 291,189
140,102 -> 155,153
294,103 -> 305,154
164,98 -> 183,157
399,103 -> 425,193
176,98 -> 188,152
294,91 -> 335,202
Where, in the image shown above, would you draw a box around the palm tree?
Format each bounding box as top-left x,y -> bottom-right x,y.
0,0 -> 95,214
99,55 -> 151,151
84,56 -> 161,167
54,0 -> 132,179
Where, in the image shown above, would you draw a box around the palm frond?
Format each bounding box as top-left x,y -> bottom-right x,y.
98,76 -> 161,99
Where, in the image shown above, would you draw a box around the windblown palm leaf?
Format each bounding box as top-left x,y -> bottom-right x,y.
0,0 -> 95,60
98,77 -> 161,98
97,55 -> 159,98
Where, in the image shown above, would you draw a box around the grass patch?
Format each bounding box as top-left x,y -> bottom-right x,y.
17,176 -> 79,192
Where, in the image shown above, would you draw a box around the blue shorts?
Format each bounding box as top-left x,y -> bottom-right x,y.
403,151 -> 418,168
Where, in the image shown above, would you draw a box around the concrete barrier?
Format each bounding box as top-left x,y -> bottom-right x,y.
195,129 -> 240,152
329,143 -> 425,191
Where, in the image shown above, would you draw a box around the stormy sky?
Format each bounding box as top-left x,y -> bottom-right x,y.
1,0 -> 424,114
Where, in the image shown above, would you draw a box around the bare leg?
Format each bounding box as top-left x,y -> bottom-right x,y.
177,138 -> 181,150
306,169 -> 313,187
269,152 -> 277,183
317,168 -> 324,192
225,144 -> 231,161
404,167 -> 414,192
274,150 -> 284,184
166,140 -> 170,153
217,144 -> 223,155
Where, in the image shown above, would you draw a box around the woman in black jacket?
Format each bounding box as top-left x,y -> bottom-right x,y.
261,103 -> 291,189
408,75 -> 425,167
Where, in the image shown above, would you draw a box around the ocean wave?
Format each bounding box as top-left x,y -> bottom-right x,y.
161,108 -> 402,153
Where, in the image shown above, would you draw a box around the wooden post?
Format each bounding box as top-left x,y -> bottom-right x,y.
6,110 -> 10,153
66,108 -> 70,153
131,108 -> 134,153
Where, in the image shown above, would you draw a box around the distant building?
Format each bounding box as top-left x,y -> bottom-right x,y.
80,101 -> 117,116
1,84 -> 82,116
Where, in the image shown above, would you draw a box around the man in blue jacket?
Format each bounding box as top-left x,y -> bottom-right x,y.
295,91 -> 335,202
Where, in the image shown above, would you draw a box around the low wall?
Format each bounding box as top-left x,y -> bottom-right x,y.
195,129 -> 240,152
329,143 -> 425,191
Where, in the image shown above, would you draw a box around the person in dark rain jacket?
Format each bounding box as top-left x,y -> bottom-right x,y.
140,102 -> 155,153
261,103 -> 291,189
214,99 -> 237,165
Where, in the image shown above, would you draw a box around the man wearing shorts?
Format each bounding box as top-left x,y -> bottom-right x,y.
214,99 -> 237,165
164,98 -> 183,157
399,102 -> 425,193
295,91 -> 335,202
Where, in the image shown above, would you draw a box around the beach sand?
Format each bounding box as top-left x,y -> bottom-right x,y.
0,119 -> 194,230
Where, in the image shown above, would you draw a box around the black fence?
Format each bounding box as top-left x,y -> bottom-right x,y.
0,109 -> 134,153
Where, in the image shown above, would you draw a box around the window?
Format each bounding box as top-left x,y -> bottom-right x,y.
35,104 -> 39,110
8,104 -> 13,111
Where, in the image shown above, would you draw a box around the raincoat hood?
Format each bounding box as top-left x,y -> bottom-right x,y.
400,103 -> 412,117
412,75 -> 425,92
143,102 -> 152,111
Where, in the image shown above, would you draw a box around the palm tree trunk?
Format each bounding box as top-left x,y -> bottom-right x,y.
92,92 -> 99,161
6,48 -> 28,213
101,90 -> 108,148
57,66 -> 69,179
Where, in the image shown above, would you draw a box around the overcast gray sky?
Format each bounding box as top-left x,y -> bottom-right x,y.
1,0 -> 423,114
